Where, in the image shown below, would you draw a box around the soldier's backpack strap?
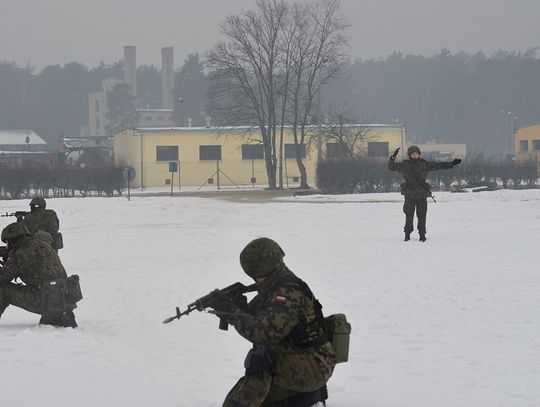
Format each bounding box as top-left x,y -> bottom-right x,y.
281,276 -> 329,349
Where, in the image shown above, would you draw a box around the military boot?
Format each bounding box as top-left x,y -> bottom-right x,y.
419,233 -> 426,242
40,311 -> 78,328
404,232 -> 410,241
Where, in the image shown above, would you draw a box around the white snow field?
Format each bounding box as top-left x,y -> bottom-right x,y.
0,189 -> 539,407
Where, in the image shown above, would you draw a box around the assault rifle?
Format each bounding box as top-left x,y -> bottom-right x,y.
163,282 -> 257,329
1,211 -> 29,222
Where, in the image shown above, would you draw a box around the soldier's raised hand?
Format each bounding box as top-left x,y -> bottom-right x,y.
391,148 -> 400,159
452,158 -> 462,167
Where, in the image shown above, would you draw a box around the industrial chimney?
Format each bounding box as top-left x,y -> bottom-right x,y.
123,45 -> 137,96
161,47 -> 174,109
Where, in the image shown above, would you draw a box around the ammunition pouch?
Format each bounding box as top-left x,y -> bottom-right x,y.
41,279 -> 67,318
53,232 -> 64,250
41,275 -> 83,318
244,345 -> 272,375
400,182 -> 407,195
66,274 -> 83,303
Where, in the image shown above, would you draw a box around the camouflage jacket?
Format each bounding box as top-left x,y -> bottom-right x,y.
0,236 -> 67,286
22,208 -> 59,237
228,265 -> 332,351
388,157 -> 454,199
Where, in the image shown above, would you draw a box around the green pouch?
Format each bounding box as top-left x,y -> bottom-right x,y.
399,182 -> 407,195
66,274 -> 83,303
324,313 -> 351,363
41,279 -> 67,317
54,232 -> 64,250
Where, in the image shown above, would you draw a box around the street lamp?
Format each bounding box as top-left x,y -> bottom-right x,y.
500,110 -> 513,155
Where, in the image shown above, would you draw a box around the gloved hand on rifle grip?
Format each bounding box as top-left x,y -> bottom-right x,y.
452,158 -> 462,167
390,148 -> 400,159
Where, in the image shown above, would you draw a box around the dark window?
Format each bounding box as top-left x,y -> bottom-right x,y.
157,116 -> 164,121
156,146 -> 178,161
285,144 -> 306,159
95,99 -> 100,113
145,116 -> 152,121
326,143 -> 348,159
242,144 -> 264,160
368,142 -> 389,157
200,145 -> 222,161
520,140 -> 529,152
532,140 -> 540,150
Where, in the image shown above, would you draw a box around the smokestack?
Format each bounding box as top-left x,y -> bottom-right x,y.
123,46 -> 137,96
161,47 -> 174,109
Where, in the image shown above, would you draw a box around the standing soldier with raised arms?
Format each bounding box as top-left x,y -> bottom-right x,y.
388,145 -> 461,242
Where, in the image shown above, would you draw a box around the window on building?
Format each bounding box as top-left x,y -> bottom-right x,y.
242,144 -> 264,160
532,140 -> 540,150
96,117 -> 100,130
157,116 -> 165,121
285,143 -> 306,159
326,143 -> 348,159
200,145 -> 222,161
367,142 -> 389,157
95,99 -> 100,113
145,116 -> 153,122
520,140 -> 529,152
156,146 -> 179,161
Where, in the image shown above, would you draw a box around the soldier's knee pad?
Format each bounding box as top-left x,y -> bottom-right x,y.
244,345 -> 272,375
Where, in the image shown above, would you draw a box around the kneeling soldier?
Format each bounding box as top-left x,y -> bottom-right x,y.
221,238 -> 336,407
0,223 -> 77,328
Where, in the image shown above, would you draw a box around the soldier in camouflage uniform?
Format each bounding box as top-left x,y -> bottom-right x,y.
22,197 -> 61,250
388,145 -> 461,241
221,238 -> 336,407
0,222 -> 76,327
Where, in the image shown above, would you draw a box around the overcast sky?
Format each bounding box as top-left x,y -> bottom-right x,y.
1,0 -> 539,70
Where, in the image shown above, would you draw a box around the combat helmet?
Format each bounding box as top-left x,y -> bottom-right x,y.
407,145 -> 421,156
240,237 -> 285,279
1,222 -> 30,243
30,196 -> 46,209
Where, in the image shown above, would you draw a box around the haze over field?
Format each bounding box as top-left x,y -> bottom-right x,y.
1,0 -> 539,68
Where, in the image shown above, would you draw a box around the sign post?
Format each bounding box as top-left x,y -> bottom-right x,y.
169,161 -> 179,197
123,166 -> 136,201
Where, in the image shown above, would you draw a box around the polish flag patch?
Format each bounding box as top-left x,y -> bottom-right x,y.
275,296 -> 288,304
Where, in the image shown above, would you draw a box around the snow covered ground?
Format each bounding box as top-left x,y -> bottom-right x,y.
0,189 -> 539,407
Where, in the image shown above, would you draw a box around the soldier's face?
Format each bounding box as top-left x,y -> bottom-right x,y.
410,152 -> 420,159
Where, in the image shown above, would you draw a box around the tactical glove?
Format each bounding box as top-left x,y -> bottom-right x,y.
452,158 -> 462,167
390,148 -> 400,159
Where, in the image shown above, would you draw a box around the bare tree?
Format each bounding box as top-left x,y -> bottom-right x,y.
285,0 -> 349,188
207,0 -> 288,189
319,109 -> 376,160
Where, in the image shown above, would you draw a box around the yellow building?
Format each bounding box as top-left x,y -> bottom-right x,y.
113,125 -> 405,188
515,124 -> 540,164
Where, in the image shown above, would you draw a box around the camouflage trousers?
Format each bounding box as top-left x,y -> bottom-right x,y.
223,342 -> 335,407
403,198 -> 428,234
0,283 -> 42,318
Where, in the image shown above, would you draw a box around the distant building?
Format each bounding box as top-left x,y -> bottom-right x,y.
515,124 -> 540,163
0,130 -> 56,169
87,46 -> 177,137
414,143 -> 466,161
113,124 -> 405,188
88,78 -> 123,137
0,129 -> 48,151
136,108 -> 175,128
60,135 -> 114,169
